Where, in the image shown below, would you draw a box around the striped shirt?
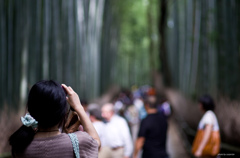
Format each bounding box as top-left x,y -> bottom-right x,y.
14,131 -> 98,158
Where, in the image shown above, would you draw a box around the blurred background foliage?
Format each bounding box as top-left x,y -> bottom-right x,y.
0,0 -> 158,109
167,0 -> 240,100
0,0 -> 240,109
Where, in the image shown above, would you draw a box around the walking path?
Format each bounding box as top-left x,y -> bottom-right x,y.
167,117 -> 191,158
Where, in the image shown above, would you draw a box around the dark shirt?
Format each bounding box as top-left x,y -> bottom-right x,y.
138,112 -> 168,158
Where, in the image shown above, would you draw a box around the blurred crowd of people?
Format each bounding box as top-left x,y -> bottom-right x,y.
84,85 -> 220,158
82,85 -> 172,158
81,86 -> 220,158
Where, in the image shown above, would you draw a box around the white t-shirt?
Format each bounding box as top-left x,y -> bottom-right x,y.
93,121 -> 106,147
104,115 -> 133,157
198,110 -> 219,131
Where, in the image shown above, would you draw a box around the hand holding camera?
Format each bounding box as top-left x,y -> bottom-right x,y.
62,84 -> 83,133
61,84 -> 100,148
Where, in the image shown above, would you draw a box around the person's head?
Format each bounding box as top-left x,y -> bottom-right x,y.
89,108 -> 103,122
144,95 -> 158,110
28,80 -> 68,128
198,94 -> 215,112
101,103 -> 114,121
9,80 -> 68,153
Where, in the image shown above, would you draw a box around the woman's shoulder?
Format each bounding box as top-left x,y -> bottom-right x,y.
200,110 -> 217,125
204,110 -> 216,118
74,131 -> 98,145
73,131 -> 99,157
33,131 -> 96,144
33,133 -> 69,141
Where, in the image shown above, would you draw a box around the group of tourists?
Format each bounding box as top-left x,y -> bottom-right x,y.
9,80 -> 220,158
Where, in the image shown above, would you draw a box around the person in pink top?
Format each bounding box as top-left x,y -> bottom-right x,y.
9,80 -> 100,158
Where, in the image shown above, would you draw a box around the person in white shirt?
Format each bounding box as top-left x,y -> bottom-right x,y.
101,103 -> 133,158
192,94 -> 220,157
89,108 -> 108,158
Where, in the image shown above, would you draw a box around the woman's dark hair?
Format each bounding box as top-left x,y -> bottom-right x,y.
198,94 -> 215,111
9,80 -> 68,153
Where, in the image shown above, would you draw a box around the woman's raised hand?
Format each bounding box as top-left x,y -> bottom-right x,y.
62,84 -> 101,149
61,84 -> 82,111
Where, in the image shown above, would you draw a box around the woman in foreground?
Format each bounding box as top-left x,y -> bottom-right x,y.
9,80 -> 100,158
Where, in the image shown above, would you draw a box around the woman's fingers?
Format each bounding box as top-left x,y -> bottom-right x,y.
62,84 -> 75,95
62,83 -> 82,111
61,84 -> 69,93
68,86 -> 74,91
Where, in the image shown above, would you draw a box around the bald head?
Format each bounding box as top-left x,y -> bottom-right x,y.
101,103 -> 114,121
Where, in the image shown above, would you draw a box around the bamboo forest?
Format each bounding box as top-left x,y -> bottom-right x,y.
1,0 -> 240,157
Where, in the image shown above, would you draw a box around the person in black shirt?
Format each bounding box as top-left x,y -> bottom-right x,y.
133,95 -> 168,158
